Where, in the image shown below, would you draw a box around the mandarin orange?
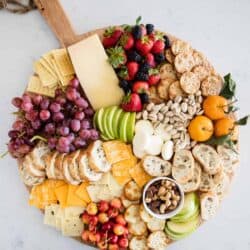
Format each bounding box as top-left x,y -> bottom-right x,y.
214,117 -> 235,137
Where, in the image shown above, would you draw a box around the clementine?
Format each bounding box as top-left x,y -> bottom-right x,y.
214,117 -> 235,137
203,95 -> 228,120
188,115 -> 214,142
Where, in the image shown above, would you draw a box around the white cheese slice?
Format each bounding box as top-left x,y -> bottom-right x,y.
61,217 -> 84,237
68,34 -> 124,110
44,204 -> 60,228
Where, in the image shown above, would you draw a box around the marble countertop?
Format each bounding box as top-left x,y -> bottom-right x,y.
0,0 -> 250,249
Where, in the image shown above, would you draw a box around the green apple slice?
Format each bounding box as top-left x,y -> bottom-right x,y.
127,112 -> 136,143
165,226 -> 196,241
166,216 -> 199,235
96,108 -> 105,133
171,206 -> 199,223
113,108 -> 124,138
103,107 -> 115,139
107,106 -> 119,139
119,112 -> 130,142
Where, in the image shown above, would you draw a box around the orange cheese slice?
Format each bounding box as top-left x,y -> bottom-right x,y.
66,185 -> 87,207
129,162 -> 152,188
55,184 -> 69,208
103,140 -> 132,164
75,182 -> 91,203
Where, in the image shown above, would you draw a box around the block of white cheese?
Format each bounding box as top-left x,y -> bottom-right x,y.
68,34 -> 124,110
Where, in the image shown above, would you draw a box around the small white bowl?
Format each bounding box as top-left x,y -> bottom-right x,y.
142,177 -> 185,220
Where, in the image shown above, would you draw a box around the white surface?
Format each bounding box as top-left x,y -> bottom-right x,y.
0,0 -> 250,249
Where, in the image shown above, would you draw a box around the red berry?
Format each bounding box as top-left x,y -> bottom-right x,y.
81,230 -> 90,242
110,198 -> 122,209
115,215 -> 126,226
126,62 -> 139,80
98,213 -> 109,224
113,224 -> 125,236
81,212 -> 90,224
108,244 -> 119,250
151,39 -> 165,54
89,215 -> 98,226
86,202 -> 98,215
108,208 -> 119,218
120,33 -> 134,50
103,28 -> 123,48
132,81 -> 149,93
121,93 -> 142,112
109,233 -> 119,244
118,237 -> 129,248
148,74 -> 161,85
135,36 -> 154,56
145,53 -> 156,67
98,200 -> 109,212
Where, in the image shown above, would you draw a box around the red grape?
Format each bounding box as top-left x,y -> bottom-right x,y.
55,96 -> 66,105
74,111 -> 85,120
70,119 -> 81,132
39,110 -> 51,121
50,102 -> 61,113
40,98 -> 50,109
58,126 -> 70,136
66,88 -> 78,101
58,136 -> 70,148
12,120 -> 25,131
67,133 -> 75,143
73,137 -> 86,148
11,97 -> 22,108
56,144 -> 70,153
69,144 -> 76,152
25,110 -> 38,121
69,78 -> 80,88
44,123 -> 56,135
22,94 -> 32,103
79,129 -> 91,140
89,129 -> 99,140
81,120 -> 91,129
8,130 -> 19,139
48,137 -> 57,149
75,97 -> 88,109
26,127 -> 35,136
52,112 -> 64,122
21,102 -> 33,112
85,108 -> 94,116
55,89 -> 64,97
17,144 -> 31,154
32,95 -> 43,105
31,120 -> 41,130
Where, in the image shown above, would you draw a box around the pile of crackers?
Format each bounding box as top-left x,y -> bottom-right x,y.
27,49 -> 75,97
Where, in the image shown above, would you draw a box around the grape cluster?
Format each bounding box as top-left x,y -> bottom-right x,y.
8,78 -> 99,158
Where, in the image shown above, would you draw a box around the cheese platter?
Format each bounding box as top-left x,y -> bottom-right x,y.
4,0 -> 249,249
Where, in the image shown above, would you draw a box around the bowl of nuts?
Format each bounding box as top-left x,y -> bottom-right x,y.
143,177 -> 184,220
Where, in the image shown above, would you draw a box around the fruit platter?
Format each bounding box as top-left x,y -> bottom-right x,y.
4,1 -> 249,249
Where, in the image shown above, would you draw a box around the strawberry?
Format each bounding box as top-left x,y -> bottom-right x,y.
140,25 -> 147,36
127,62 -> 139,80
148,68 -> 160,85
103,27 -> 123,48
135,36 -> 154,56
151,39 -> 165,54
121,93 -> 142,112
120,33 -> 134,50
118,66 -> 130,80
132,81 -> 149,93
145,53 -> 156,67
107,46 -> 127,68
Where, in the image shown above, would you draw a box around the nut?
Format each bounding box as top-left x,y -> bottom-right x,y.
146,103 -> 154,111
158,186 -> 167,196
142,110 -> 148,120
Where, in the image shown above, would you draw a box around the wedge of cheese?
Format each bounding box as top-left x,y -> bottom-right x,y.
68,34 -> 124,110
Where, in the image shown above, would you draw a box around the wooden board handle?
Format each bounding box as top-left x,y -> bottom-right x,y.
34,0 -> 77,47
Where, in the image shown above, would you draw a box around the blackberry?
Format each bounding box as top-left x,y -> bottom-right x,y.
154,53 -> 165,64
127,50 -> 142,63
132,25 -> 142,40
163,35 -> 171,49
146,24 -> 154,35
140,62 -> 151,73
119,79 -> 130,93
135,71 -> 149,81
140,93 -> 149,104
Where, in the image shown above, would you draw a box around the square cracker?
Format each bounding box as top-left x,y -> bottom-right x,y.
103,140 -> 131,164
27,75 -> 56,97
33,61 -> 58,86
52,49 -> 74,76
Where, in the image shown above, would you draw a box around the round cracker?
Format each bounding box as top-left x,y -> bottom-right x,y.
192,65 -> 210,81
169,81 -> 185,100
124,204 -> 140,224
128,220 -> 147,236
147,86 -> 164,104
157,78 -> 174,100
124,180 -> 141,201
174,52 -> 194,73
171,39 -> 192,55
129,236 -> 149,250
165,49 -> 175,64
201,75 -> 223,96
159,63 -> 177,80
139,204 -> 153,223
180,71 -> 200,94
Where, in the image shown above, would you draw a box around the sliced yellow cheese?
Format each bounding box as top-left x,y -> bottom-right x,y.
75,182 -> 91,203
68,34 -> 123,110
54,184 -> 68,208
103,140 -> 132,164
66,185 -> 87,207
